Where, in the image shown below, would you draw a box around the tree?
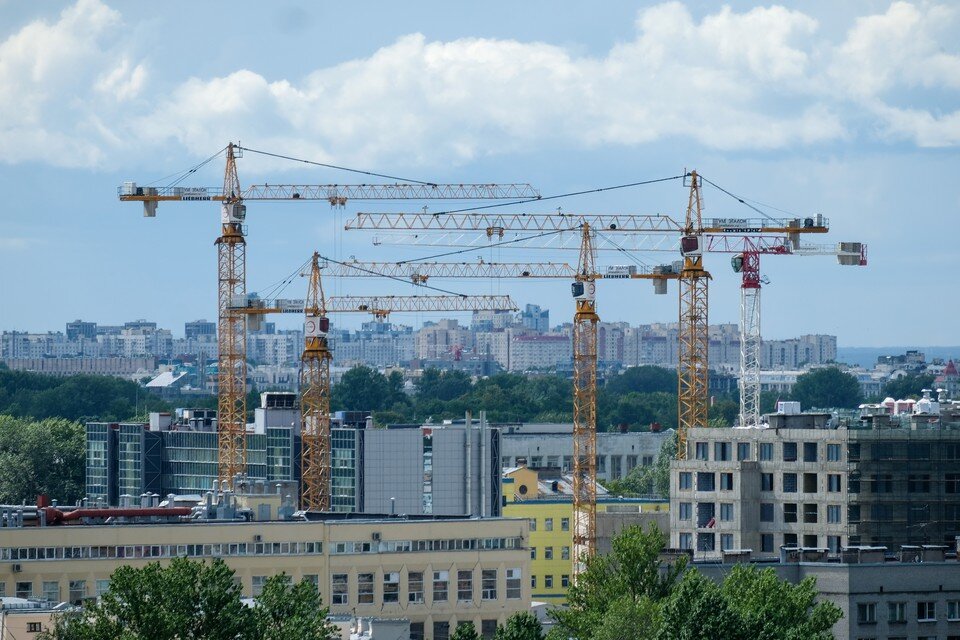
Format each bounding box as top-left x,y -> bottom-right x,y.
883,373 -> 935,399
791,367 -> 862,409
41,559 -> 336,640
416,368 -> 473,402
549,525 -> 684,640
604,366 -> 676,396
592,594 -> 661,640
254,574 -> 337,640
0,416 -> 85,504
494,611 -> 544,640
659,569 -> 741,640
331,366 -> 390,411
450,621 -> 481,640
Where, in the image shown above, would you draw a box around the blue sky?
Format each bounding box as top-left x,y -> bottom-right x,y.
0,1 -> 957,346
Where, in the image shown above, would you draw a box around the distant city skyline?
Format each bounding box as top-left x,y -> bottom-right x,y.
0,2 -> 957,346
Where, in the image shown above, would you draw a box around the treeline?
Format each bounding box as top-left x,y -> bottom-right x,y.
333,365 -> 739,430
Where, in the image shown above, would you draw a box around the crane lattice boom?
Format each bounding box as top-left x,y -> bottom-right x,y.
346,212 -> 681,232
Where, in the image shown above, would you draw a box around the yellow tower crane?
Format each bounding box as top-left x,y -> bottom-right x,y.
230,269 -> 518,510
571,224 -> 599,567
118,143 -> 538,488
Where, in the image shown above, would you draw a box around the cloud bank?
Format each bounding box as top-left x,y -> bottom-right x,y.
0,1 -> 957,169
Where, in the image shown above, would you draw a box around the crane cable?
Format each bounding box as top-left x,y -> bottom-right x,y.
316,254 -> 471,298
396,227 -> 578,264
237,145 -> 439,187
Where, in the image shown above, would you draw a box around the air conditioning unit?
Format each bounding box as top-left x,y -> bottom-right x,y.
371,532 -> 381,542
253,534 -> 262,543
11,563 -> 21,573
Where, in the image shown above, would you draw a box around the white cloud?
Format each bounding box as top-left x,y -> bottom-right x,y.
0,1 -> 957,169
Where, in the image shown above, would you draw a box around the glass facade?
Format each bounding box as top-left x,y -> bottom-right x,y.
85,423 -> 113,504
331,428 -> 360,512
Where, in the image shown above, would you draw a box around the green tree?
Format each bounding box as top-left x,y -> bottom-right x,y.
254,574 -> 337,640
592,594 -> 661,640
42,559 -> 337,640
494,611 -> 544,640
791,367 -> 862,409
604,366 -> 676,396
0,416 -> 85,504
549,525 -> 684,640
883,373 -> 936,399
416,368 -> 473,401
451,621 -> 481,640
331,365 -> 390,411
659,569 -> 741,640
721,565 -> 842,640
604,433 -> 675,498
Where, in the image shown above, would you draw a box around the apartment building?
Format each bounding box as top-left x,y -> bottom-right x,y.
670,407 -> 960,558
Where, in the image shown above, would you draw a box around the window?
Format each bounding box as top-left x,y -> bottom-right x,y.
42,581 -> 60,603
737,442 -> 751,461
760,503 -> 774,522
531,576 -> 537,589
482,620 -> 498,638
626,455 -> 638,470
909,474 -> 931,493
95,579 -> 110,597
827,505 -> 841,523
761,534 -> 774,553
918,601 -> 936,622
529,518 -> 537,531
332,574 -> 348,605
827,474 -> 841,492
252,576 -> 266,598
530,456 -> 542,468
27,622 -> 42,633
408,572 -> 424,603
783,442 -> 797,462
857,602 -> 876,624
721,534 -> 734,550
697,502 -> 716,528
803,473 -> 818,493
827,536 -> 841,552
561,546 -> 570,560
720,473 -> 733,490
545,518 -> 554,531
872,474 -> 894,493
679,533 -> 692,549
544,575 -> 554,588
695,442 -> 709,460
432,571 -> 448,602
506,568 -> 521,599
848,443 -> 860,461
561,575 -> 570,588
457,570 -> 473,601
720,503 -> 733,521
383,571 -> 400,603
545,547 -> 554,560
888,601 -> 906,624
481,569 -> 497,600
784,503 -> 798,523
530,547 -> 537,560
946,474 -> 960,494
547,455 -> 560,468
761,473 -> 774,491
16,581 -> 32,598
783,473 -> 798,493
410,622 -> 425,640
827,443 -> 841,461
434,621 -> 450,640
358,573 -> 374,604
715,442 -> 731,461
611,456 -> 622,479
679,502 -> 692,520
948,600 -> 960,621
803,503 -> 818,524
803,442 -> 818,462
759,442 -> 773,461
563,455 -> 573,471
679,472 -> 692,490
697,472 -> 715,491
68,580 -> 86,605
848,505 -> 861,522
697,532 -> 715,551
561,518 -> 570,531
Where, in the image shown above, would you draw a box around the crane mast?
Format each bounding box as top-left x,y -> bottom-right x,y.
677,171 -> 710,460
571,224 -> 599,569
216,143 -> 248,486
300,253 -> 332,511
738,248 -> 763,428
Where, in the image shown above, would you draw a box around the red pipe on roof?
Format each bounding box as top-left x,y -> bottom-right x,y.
41,507 -> 193,525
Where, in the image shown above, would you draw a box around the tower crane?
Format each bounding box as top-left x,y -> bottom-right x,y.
230,263 -> 518,510
118,143 -> 538,488
721,238 -> 867,428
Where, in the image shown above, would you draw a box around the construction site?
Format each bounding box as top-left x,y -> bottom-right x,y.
3,142 -> 876,639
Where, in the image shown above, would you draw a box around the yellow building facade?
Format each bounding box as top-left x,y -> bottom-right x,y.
0,516 -> 529,640
502,467 -> 668,604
